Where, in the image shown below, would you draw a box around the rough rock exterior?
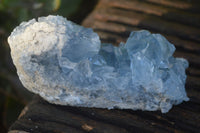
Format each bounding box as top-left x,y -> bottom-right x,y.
8,15 -> 189,113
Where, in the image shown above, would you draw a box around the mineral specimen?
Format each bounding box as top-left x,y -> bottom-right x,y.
8,15 -> 189,113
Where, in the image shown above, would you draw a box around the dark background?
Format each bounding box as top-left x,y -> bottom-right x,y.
0,0 -> 97,132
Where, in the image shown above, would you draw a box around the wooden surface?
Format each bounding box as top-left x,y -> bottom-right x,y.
9,0 -> 200,133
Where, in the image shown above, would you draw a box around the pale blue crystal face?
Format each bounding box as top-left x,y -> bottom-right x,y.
58,29 -> 189,113
9,16 -> 189,113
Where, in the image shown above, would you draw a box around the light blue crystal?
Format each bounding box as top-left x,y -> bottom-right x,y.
63,30 -> 189,113
8,15 -> 189,113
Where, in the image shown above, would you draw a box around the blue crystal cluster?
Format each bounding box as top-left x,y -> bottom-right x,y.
62,29 -> 189,113
8,15 -> 189,113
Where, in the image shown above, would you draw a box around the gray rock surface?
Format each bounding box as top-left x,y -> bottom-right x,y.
8,15 -> 189,113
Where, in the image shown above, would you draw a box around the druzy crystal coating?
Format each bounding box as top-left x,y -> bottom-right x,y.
8,15 -> 189,113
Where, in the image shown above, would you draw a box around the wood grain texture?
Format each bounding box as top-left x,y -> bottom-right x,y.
9,0 -> 200,132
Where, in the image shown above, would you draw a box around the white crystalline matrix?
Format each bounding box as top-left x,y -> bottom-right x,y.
8,15 -> 189,113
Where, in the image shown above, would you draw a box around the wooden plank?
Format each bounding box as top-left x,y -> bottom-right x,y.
9,96 -> 200,133
145,0 -> 193,9
93,8 -> 200,42
107,0 -> 200,27
145,0 -> 200,13
92,21 -> 200,53
9,96 -> 151,133
91,21 -> 200,56
186,67 -> 200,77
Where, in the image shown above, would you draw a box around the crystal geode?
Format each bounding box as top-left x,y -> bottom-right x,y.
8,15 -> 189,113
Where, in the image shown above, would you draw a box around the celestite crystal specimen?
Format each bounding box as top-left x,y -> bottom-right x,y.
8,15 -> 189,113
